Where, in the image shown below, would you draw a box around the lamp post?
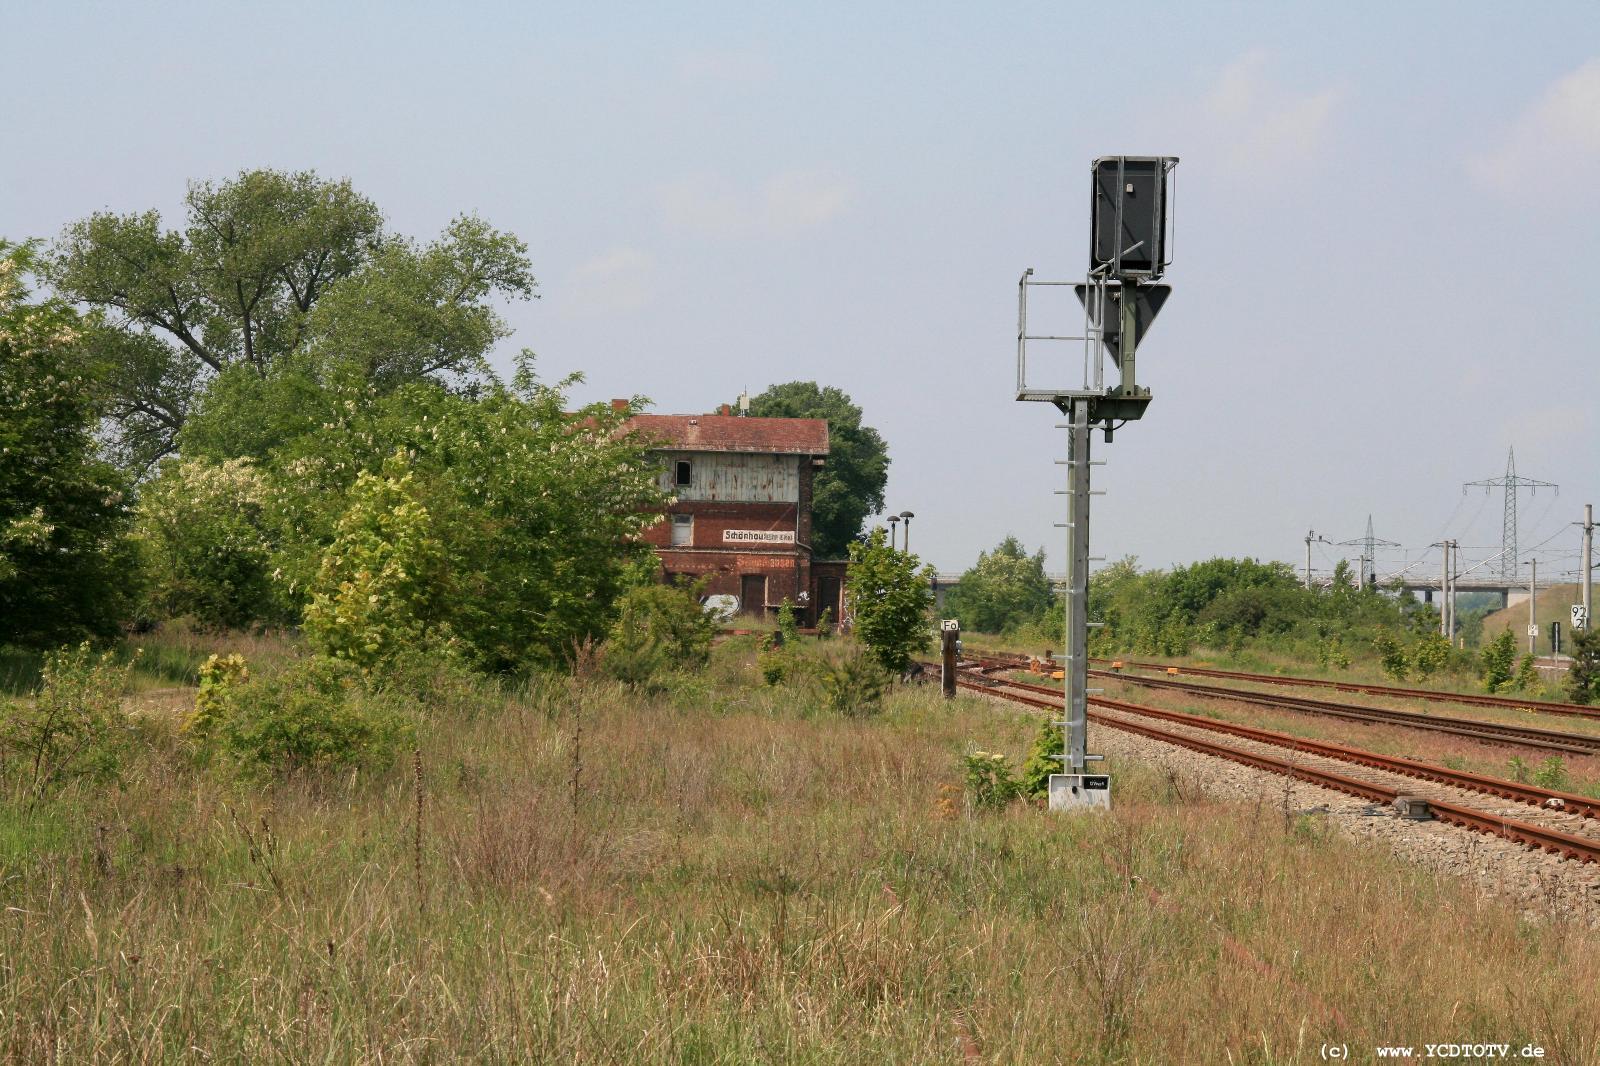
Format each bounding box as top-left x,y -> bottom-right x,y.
899,511 -> 915,554
886,514 -> 900,550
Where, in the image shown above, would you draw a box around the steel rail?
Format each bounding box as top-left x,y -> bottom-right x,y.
1095,658 -> 1600,721
1085,669 -> 1600,756
952,674 -> 1600,863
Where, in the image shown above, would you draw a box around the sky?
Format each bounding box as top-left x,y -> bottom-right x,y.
4,1 -> 1598,582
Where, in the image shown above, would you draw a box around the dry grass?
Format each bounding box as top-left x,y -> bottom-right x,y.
1,638 -> 1598,1062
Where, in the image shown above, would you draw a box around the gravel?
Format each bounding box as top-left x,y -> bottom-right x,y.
982,690 -> 1600,926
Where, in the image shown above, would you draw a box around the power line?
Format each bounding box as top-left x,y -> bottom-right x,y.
1462,447 -> 1557,580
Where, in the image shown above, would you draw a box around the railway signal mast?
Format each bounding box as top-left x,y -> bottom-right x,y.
1015,156 -> 1178,811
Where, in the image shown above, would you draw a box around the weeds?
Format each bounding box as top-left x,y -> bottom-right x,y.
961,750 -> 1020,810
0,642 -> 133,810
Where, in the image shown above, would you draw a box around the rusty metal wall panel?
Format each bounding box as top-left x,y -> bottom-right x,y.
656,452 -> 799,502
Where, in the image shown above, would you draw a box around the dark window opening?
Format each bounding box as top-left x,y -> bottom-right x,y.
675,460 -> 692,487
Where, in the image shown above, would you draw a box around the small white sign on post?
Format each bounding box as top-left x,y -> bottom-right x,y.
1527,624 -> 1541,638
941,619 -> 960,632
1574,604 -> 1590,631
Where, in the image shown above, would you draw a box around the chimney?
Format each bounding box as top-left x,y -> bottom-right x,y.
719,404 -> 731,416
610,399 -> 629,412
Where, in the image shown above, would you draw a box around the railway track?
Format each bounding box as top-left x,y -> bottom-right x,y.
952,669 -> 1600,864
1096,657 -> 1600,722
1086,668 -> 1600,756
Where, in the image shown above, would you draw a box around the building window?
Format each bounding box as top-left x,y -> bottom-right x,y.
675,460 -> 692,487
671,514 -> 693,547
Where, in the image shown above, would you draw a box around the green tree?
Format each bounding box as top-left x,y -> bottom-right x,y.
0,241 -> 135,646
302,459 -> 452,671
602,580 -> 716,687
1479,630 -> 1517,693
1371,630 -> 1409,681
1568,625 -> 1600,705
46,169 -> 534,468
846,527 -> 933,675
132,457 -> 282,628
268,365 -> 666,671
744,382 -> 888,557
945,535 -> 1053,634
1409,633 -> 1450,679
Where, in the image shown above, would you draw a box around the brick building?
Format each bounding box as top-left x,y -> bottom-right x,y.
626,410 -> 845,623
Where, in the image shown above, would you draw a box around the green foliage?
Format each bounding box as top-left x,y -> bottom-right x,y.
744,383 -> 888,558
209,656 -> 413,775
190,653 -> 250,737
303,216 -> 534,393
1316,635 -> 1352,670
1567,625 -> 1600,705
1409,633 -> 1450,679
0,242 -> 136,646
846,528 -> 934,675
944,535 -> 1053,634
46,170 -> 388,466
1532,756 -> 1569,790
132,457 -> 282,628
757,649 -> 788,686
776,599 -> 799,645
1371,630 -> 1409,681
1506,756 -> 1531,784
47,171 -> 535,470
302,459 -> 451,671
1513,653 -> 1540,694
1479,631 -> 1517,693
821,645 -> 887,717
1020,718 -> 1065,798
159,362 -> 665,668
961,751 -> 1020,810
0,643 -> 133,807
815,607 -> 834,639
602,581 -> 716,689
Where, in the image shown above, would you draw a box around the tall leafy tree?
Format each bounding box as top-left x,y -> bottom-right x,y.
744,382 -> 888,557
0,241 -> 135,646
46,169 -> 534,468
944,535 -> 1053,634
846,527 -> 933,674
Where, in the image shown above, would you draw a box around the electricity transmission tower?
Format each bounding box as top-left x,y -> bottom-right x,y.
1337,515 -> 1399,589
1463,448 -> 1557,580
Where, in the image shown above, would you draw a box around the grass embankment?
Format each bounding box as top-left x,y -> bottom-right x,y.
2,633 -> 1598,1062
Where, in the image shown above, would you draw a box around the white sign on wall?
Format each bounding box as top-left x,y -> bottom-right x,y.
723,529 -> 796,545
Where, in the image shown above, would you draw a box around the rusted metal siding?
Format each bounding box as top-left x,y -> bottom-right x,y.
658,452 -> 800,502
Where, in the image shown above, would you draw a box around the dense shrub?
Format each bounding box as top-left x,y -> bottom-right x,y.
209,657 -> 413,775
1479,631 -> 1517,693
962,751 -> 1020,810
133,458 -> 283,629
190,653 -> 249,736
1019,718 -> 1065,798
1568,625 -> 1600,705
1409,633 -> 1450,678
0,643 -> 133,807
601,580 -> 716,688
821,645 -> 887,717
1372,630 -> 1409,681
302,461 -> 451,671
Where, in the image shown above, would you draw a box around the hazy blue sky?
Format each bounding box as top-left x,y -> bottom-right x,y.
5,1 -> 1597,581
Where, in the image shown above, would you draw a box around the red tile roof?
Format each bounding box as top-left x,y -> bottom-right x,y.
626,414 -> 829,456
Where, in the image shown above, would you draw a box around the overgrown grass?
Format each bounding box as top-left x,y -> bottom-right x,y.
1,636 -> 1596,1062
